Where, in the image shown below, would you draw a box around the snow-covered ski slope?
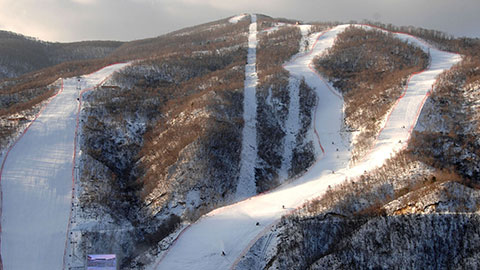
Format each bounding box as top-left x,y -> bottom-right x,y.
153,23 -> 461,270
0,63 -> 128,269
236,14 -> 259,199
349,24 -> 463,174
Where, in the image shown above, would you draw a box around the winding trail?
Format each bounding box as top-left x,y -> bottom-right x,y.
153,24 -> 461,270
0,63 -> 128,269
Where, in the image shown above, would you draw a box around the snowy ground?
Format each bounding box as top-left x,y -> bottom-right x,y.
229,14 -> 248,24
236,14 -> 259,199
152,24 -> 461,270
0,63 -> 128,270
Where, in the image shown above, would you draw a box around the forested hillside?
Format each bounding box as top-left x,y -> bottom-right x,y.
1,14 -> 479,270
0,30 -> 123,79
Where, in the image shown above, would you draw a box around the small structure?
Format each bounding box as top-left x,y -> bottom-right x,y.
87,254 -> 116,270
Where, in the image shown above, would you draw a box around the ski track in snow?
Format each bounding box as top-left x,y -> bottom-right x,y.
279,77 -> 300,181
279,24 -> 313,181
0,63 -> 129,270
153,24 -> 461,270
236,14 -> 259,199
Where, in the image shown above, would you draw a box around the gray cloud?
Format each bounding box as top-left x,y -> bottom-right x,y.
0,0 -> 478,42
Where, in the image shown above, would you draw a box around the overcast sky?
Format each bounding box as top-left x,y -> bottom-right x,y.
0,0 -> 478,42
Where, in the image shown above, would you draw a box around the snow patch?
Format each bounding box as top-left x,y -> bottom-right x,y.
229,14 -> 248,24
261,22 -> 287,34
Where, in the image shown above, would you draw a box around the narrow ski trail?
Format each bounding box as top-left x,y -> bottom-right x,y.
153,23 -> 460,270
236,14 -> 259,199
0,63 -> 128,270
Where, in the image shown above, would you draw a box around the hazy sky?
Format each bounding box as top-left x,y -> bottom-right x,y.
0,0 -> 478,42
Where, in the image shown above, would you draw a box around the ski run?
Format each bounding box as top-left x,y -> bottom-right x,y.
236,14 -> 259,199
0,63 -> 129,269
278,77 -> 301,181
153,23 -> 461,270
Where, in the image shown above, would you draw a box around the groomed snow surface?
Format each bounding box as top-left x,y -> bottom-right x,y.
0,63 -> 129,270
153,24 -> 461,270
236,14 -> 259,199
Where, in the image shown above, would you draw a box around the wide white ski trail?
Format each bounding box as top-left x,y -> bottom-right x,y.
0,63 -> 128,270
236,14 -> 259,199
153,24 -> 460,270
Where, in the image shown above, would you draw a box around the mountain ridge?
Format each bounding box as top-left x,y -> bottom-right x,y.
0,14 -> 478,269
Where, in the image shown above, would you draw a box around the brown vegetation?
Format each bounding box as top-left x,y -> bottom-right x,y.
257,25 -> 301,76
75,19 -> 249,266
110,18 -> 249,61
360,20 -> 477,54
0,30 -> 122,80
0,16 -> 249,154
136,62 -> 245,204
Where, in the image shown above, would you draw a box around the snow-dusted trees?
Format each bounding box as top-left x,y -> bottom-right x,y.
315,26 -> 429,162
73,18 -> 251,268
411,49 -> 480,183
256,25 -> 302,75
254,22 -> 318,191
